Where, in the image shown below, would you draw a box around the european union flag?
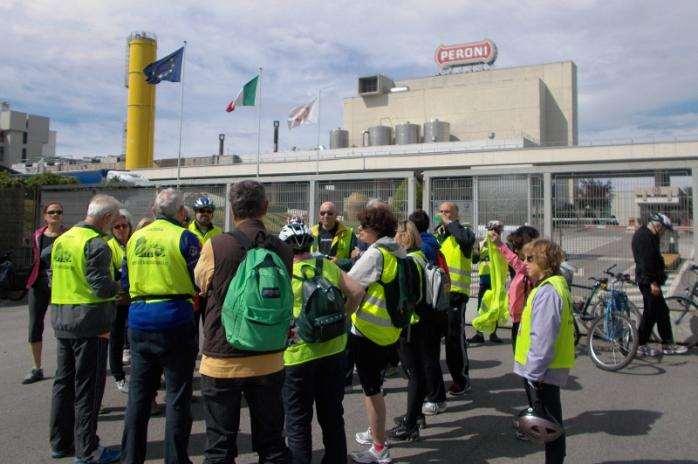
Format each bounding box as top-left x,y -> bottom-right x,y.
143,47 -> 184,84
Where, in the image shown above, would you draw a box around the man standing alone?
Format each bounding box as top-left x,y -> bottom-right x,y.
632,212 -> 687,356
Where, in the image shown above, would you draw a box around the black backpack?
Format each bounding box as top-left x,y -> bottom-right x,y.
376,246 -> 420,329
292,258 -> 346,343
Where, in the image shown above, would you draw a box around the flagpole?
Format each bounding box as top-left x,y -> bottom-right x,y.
315,88 -> 321,175
256,67 -> 263,178
176,41 -> 187,189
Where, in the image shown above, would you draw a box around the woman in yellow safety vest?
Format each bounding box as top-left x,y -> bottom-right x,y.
347,203 -> 403,464
388,220 -> 429,442
514,238 -> 574,464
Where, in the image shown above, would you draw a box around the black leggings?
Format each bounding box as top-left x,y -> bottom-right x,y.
28,283 -> 50,343
398,323 -> 428,427
523,380 -> 566,464
109,304 -> 129,381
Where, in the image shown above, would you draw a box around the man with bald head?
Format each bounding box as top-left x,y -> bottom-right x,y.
311,201 -> 357,271
433,201 -> 476,401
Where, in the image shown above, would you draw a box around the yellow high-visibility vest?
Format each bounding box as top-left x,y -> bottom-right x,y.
51,226 -> 114,305
127,219 -> 195,299
514,275 -> 575,369
284,257 -> 347,366
351,247 -> 402,346
440,235 -> 472,296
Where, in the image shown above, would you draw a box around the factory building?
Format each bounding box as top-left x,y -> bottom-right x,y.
0,101 -> 56,169
340,61 -> 577,148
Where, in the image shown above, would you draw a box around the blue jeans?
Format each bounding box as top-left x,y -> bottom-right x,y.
283,353 -> 346,464
121,323 -> 196,464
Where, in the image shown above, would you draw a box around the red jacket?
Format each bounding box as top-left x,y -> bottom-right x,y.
26,225 -> 67,289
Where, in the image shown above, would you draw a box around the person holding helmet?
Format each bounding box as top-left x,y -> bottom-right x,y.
514,238 -> 575,463
632,212 -> 688,356
470,220 -> 505,345
188,196 -> 222,244
280,219 -> 363,464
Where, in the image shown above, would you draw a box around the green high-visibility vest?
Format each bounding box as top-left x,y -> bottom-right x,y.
440,235 -> 472,296
107,236 -> 126,275
478,243 -> 490,277
514,275 -> 575,369
284,257 -> 347,366
351,246 -> 402,346
187,221 -> 222,244
127,219 -> 195,299
310,223 -> 354,260
51,226 -> 114,305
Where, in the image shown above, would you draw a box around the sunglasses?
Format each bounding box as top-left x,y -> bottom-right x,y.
525,255 -> 535,262
113,224 -> 129,230
197,209 -> 214,214
319,211 -> 334,216
46,210 -> 63,216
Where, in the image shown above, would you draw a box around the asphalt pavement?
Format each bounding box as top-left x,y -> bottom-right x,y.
1,300 -> 697,464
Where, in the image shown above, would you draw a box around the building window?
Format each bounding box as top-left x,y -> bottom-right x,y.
23,132 -> 28,144
22,148 -> 27,162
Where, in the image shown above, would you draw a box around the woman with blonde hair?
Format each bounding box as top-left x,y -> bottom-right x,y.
514,238 -> 574,463
389,220 -> 430,442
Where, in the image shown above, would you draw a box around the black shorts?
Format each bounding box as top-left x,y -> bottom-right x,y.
350,332 -> 393,396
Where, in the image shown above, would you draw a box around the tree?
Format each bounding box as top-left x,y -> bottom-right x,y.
573,179 -> 613,216
24,172 -> 78,187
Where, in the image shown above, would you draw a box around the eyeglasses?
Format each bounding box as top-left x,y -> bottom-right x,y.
113,224 -> 129,230
46,210 -> 63,216
197,209 -> 214,214
319,211 -> 334,216
525,255 -> 535,262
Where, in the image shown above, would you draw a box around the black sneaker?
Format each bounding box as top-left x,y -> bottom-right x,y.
22,368 -> 44,384
468,333 -> 485,344
393,414 -> 427,429
489,333 -> 503,344
448,377 -> 472,397
388,422 -> 420,442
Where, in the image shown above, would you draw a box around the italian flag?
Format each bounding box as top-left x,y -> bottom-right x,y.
226,75 -> 258,112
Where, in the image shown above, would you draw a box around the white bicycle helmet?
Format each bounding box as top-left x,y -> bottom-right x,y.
514,381 -> 564,444
279,219 -> 313,251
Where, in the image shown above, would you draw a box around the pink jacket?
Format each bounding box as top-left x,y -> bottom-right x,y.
497,243 -> 532,323
26,225 -> 67,289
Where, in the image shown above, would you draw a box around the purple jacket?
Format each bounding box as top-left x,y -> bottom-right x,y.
26,225 -> 67,289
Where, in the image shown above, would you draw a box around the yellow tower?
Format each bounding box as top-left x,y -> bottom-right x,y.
125,32 -> 157,170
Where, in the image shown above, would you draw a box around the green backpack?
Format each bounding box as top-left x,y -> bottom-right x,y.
292,258 -> 346,343
221,230 -> 293,352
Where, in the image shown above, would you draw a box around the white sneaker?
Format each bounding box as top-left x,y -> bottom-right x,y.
662,344 -> 688,355
351,445 -> 391,464
421,401 -> 447,416
115,379 -> 128,394
355,427 -> 390,447
122,349 -> 131,365
637,345 -> 660,357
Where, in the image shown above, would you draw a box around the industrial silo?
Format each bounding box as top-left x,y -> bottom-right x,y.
423,119 -> 450,143
395,122 -> 420,144
329,128 -> 349,149
125,32 -> 157,170
368,125 -> 392,146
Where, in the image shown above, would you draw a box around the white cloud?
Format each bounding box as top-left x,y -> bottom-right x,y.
1,0 -> 697,158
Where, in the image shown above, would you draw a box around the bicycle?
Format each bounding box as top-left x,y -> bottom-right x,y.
572,266 -> 639,371
0,251 -> 29,301
664,264 -> 698,330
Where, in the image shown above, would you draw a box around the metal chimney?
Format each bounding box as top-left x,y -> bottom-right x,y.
218,133 -> 225,156
273,121 -> 280,153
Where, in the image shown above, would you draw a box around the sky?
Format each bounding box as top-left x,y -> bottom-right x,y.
1,0 -> 697,159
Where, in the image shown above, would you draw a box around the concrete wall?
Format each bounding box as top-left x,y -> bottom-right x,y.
0,109 -> 53,167
342,61 -> 577,148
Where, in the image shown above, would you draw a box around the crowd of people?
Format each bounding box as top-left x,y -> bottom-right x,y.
20,180 -> 688,464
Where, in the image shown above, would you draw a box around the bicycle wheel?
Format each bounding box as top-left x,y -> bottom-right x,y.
588,313 -> 638,371
665,296 -> 696,325
5,288 -> 27,301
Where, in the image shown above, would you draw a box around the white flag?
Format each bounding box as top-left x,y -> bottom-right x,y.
287,99 -> 318,129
